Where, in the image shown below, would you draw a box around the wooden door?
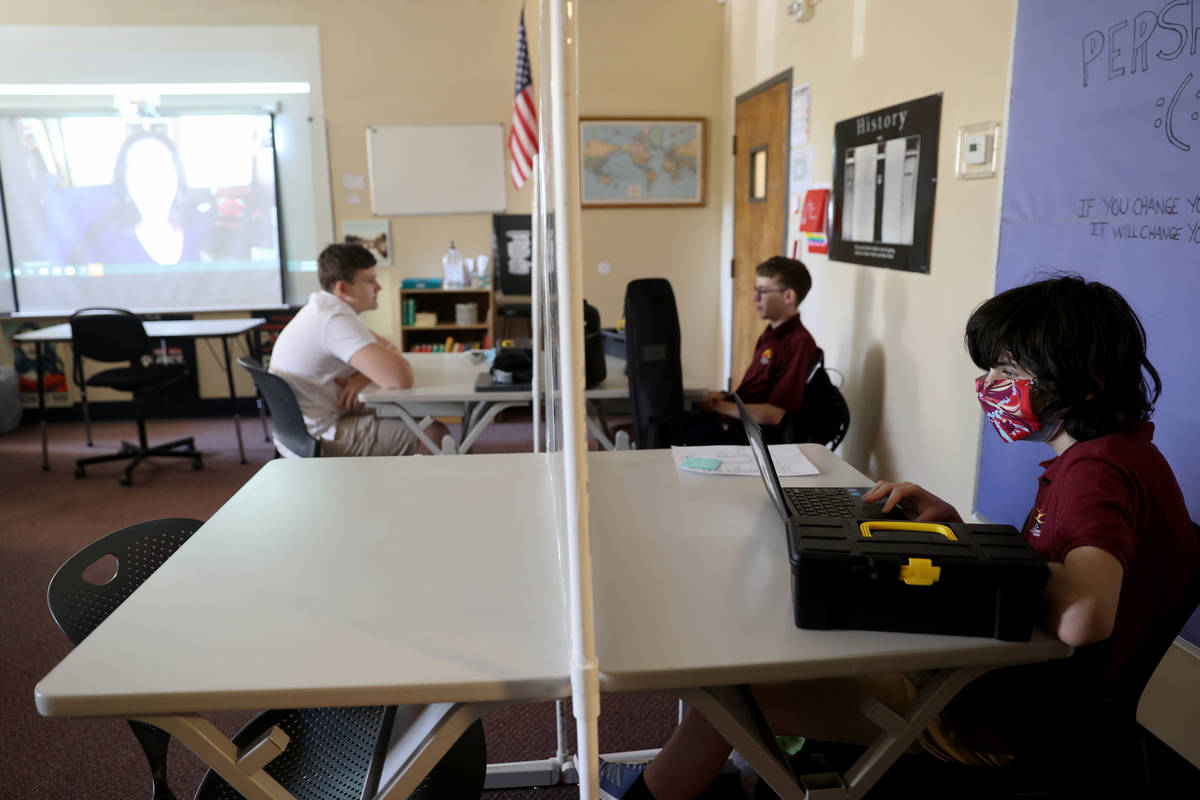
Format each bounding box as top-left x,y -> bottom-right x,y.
731,73 -> 791,387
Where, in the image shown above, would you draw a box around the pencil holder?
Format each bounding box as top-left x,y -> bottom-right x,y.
455,303 -> 478,325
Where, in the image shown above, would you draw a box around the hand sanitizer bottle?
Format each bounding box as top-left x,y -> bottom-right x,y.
442,241 -> 464,288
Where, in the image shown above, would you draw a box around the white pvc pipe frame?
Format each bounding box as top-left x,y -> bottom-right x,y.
544,0 -> 600,797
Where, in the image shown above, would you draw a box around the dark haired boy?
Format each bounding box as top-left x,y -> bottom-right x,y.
693,256 -> 818,441
602,276 -> 1198,800
269,243 -> 449,456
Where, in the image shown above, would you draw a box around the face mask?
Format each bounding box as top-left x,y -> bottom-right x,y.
975,375 -> 1053,443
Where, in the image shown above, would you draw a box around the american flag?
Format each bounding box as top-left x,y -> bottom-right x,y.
509,7 -> 538,189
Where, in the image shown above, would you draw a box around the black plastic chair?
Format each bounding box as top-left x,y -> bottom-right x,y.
624,278 -> 685,449
194,711 -> 487,800
768,350 -> 850,450
235,356 -> 321,458
69,308 -> 203,485
47,518 -> 205,800
47,518 -> 488,800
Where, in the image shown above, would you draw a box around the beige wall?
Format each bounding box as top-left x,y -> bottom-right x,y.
721,0 -> 1017,515
578,0 -> 726,385
1,0 -> 727,397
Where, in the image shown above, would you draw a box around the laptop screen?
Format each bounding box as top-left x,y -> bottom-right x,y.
732,393 -> 792,523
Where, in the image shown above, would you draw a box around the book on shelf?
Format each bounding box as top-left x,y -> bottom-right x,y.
407,341 -> 482,353
400,277 -> 443,289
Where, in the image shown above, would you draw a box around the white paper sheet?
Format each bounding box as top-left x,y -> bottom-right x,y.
671,444 -> 819,477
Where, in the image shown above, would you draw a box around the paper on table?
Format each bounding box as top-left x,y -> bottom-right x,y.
671,445 -> 819,477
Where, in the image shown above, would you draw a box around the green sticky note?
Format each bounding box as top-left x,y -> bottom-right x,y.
682,456 -> 722,471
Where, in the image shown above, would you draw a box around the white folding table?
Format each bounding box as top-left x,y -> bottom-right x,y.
359,352 -> 532,454
13,318 -> 267,468
35,454 -> 570,800
587,446 -> 1072,800
360,352 -> 710,454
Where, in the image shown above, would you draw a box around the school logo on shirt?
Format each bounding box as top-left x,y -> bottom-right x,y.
1030,507 -> 1046,537
760,348 -> 773,366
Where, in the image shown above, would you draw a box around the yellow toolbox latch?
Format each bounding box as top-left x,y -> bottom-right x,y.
899,558 -> 941,586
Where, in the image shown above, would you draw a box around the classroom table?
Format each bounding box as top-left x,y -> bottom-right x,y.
13,318 -> 266,469
587,446 -> 1073,800
359,352 -> 708,454
358,351 -> 531,454
34,453 -> 570,800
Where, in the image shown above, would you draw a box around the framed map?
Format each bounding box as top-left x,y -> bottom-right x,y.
580,117 -> 705,208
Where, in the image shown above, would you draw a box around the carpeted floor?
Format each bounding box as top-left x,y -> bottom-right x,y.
0,413 -> 682,800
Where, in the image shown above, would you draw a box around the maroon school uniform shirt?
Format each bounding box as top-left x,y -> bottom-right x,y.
734,314 -> 818,414
950,422 -> 1198,753
1020,421 -> 1198,706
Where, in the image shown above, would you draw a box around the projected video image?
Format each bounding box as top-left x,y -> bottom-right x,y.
0,113 -> 284,313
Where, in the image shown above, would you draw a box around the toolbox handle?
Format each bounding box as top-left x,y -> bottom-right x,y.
858,520 -> 959,542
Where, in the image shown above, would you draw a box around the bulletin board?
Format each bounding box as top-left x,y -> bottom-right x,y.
977,1 -> 1200,642
366,124 -> 507,216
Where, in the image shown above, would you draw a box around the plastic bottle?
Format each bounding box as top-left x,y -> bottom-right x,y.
442,241 -> 464,288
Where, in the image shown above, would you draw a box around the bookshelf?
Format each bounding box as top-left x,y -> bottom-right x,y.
399,288 -> 493,352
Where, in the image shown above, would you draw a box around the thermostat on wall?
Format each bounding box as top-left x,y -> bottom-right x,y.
956,122 -> 1000,179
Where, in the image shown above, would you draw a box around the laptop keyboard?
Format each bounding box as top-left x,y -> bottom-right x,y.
783,487 -> 858,518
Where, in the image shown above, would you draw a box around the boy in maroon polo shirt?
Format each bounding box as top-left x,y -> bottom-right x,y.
600,276 -> 1198,800
691,256 -> 818,443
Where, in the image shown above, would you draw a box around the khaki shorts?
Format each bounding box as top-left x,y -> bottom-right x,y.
901,673 -> 1014,767
324,411 -> 419,457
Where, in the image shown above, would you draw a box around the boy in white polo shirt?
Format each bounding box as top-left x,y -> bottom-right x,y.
269,243 -> 449,456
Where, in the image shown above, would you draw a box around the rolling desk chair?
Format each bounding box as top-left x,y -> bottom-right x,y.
48,518 -> 488,800
623,278 -> 685,449
236,356 -> 321,459
69,308 -> 203,486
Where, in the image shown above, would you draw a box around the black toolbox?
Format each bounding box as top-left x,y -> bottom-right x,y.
787,519 -> 1050,641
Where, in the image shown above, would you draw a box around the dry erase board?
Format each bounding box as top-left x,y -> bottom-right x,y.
366,124 -> 507,215
979,0 -> 1200,644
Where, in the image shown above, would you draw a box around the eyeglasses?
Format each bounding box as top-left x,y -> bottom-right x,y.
752,288 -> 787,298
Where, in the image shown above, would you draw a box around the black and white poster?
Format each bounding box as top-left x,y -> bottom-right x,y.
831,93 -> 941,273
492,214 -> 533,296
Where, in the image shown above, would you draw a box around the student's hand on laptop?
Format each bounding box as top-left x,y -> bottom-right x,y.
697,390 -> 730,414
863,481 -> 963,523
334,372 -> 372,412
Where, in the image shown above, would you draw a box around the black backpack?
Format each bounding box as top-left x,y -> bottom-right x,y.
583,300 -> 606,389
786,349 -> 850,449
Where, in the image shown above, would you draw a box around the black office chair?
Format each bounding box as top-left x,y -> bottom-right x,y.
47,518 -> 488,800
69,308 -> 203,486
624,278 -> 685,449
235,356 -> 321,458
767,350 -> 850,450
47,518 -> 205,800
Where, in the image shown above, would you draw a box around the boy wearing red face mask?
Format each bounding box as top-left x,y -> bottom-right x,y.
600,276 -> 1198,800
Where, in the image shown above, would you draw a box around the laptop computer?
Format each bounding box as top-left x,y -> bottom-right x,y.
731,393 -> 904,525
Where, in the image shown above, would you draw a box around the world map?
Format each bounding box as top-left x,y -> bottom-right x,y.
581,122 -> 700,203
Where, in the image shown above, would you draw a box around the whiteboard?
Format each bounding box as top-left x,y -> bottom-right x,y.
366,124 -> 507,215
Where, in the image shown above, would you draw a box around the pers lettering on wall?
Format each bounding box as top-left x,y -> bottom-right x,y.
830,93 -> 942,273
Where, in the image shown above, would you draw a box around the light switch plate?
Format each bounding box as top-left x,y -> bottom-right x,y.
955,122 -> 1000,179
